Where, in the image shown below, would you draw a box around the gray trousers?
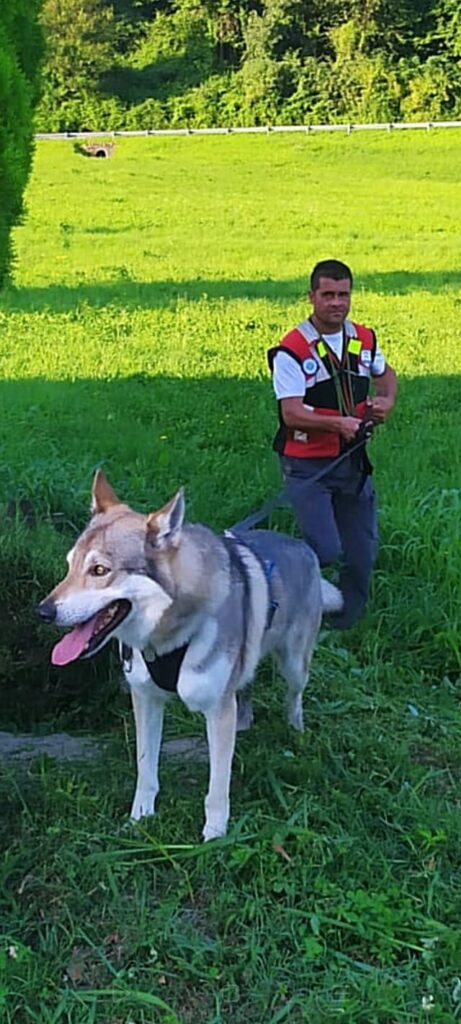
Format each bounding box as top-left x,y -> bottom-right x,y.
281,454 -> 378,629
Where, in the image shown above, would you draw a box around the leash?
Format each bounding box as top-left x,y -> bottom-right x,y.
230,420 -> 375,533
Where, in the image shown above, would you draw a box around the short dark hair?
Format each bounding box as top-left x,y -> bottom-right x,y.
310,259 -> 353,290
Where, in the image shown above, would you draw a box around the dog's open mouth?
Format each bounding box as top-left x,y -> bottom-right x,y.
51,600 -> 131,666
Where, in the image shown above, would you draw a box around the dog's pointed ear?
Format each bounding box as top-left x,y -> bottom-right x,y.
146,489 -> 185,549
91,469 -> 121,514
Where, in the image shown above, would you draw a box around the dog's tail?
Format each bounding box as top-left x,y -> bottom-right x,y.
320,578 -> 343,614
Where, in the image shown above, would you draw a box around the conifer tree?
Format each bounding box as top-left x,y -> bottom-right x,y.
0,0 -> 44,287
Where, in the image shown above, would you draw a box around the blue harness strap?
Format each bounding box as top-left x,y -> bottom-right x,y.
264,559 -> 279,629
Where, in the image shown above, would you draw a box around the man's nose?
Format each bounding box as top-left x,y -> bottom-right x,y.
36,599 -> 57,623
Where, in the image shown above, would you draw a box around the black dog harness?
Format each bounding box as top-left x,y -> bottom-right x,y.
120,548 -> 279,694
121,641 -> 189,694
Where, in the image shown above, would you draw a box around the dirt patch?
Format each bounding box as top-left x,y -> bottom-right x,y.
0,731 -> 208,763
0,731 -> 102,761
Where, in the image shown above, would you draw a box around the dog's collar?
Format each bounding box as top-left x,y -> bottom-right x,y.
121,642 -> 189,693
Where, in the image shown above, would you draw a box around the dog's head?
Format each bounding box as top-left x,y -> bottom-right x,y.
37,470 -> 185,665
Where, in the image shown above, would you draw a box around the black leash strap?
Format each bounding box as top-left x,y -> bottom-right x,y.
231,421 -> 374,533
231,490 -> 290,533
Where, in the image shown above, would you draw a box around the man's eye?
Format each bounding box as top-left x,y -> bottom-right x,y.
91,564 -> 110,577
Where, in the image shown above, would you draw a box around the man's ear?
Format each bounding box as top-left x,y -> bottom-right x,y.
91,469 -> 121,514
146,489 -> 185,549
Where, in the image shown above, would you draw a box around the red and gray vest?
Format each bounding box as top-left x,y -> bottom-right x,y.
268,318 -> 377,458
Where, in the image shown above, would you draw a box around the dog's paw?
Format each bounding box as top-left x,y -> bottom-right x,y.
130,790 -> 157,821
202,820 -> 228,842
288,694 -> 304,732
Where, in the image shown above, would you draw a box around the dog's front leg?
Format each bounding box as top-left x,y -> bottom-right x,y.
125,651 -> 169,821
203,693 -> 237,841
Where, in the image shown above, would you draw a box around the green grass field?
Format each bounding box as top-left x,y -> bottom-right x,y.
0,130 -> 461,1022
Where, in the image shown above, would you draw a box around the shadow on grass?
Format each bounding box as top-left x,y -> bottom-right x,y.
0,372 -> 277,730
2,268 -> 460,313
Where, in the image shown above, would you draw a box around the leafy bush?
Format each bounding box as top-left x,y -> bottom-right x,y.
34,0 -> 461,131
400,56 -> 461,120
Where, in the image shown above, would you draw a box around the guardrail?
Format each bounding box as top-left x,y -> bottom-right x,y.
35,120 -> 461,141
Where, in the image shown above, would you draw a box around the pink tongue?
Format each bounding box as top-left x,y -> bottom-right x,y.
51,615 -> 100,666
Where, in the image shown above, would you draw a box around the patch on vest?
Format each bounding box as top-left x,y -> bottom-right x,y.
360,350 -> 372,366
303,357 -> 318,376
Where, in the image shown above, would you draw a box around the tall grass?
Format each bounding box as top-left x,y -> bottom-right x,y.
0,130 -> 460,1022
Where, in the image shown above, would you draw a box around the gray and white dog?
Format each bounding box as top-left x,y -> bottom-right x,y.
38,470 -> 342,840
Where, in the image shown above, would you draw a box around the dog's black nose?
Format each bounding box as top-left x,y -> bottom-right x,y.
36,599 -> 57,623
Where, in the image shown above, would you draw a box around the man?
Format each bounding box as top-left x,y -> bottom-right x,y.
268,259 -> 397,629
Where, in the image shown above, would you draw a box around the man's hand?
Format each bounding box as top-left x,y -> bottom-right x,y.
366,396 -> 394,424
338,417 -> 362,443
369,364 -> 397,423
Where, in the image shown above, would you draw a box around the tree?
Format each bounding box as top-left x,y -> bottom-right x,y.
0,0 -> 44,287
32,0 -> 461,131
39,0 -> 115,106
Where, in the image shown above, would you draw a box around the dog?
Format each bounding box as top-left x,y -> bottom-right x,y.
37,470 -> 342,840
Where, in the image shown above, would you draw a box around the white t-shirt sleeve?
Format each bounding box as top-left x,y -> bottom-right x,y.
272,351 -> 306,399
371,340 -> 386,376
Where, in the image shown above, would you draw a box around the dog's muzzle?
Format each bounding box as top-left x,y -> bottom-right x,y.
36,599 -> 57,623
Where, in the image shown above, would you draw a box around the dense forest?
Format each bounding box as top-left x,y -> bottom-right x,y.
36,0 -> 461,131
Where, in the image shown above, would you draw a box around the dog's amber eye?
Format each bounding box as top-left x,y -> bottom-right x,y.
91,564 -> 109,577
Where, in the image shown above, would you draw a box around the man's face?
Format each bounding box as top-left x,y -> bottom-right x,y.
309,276 -> 352,331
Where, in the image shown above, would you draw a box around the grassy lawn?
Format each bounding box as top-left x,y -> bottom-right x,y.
0,130 -> 461,1022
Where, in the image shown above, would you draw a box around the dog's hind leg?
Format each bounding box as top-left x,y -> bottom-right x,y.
236,688 -> 254,732
125,650 -> 170,821
278,652 -> 305,731
203,694 -> 237,841
276,621 -> 319,732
